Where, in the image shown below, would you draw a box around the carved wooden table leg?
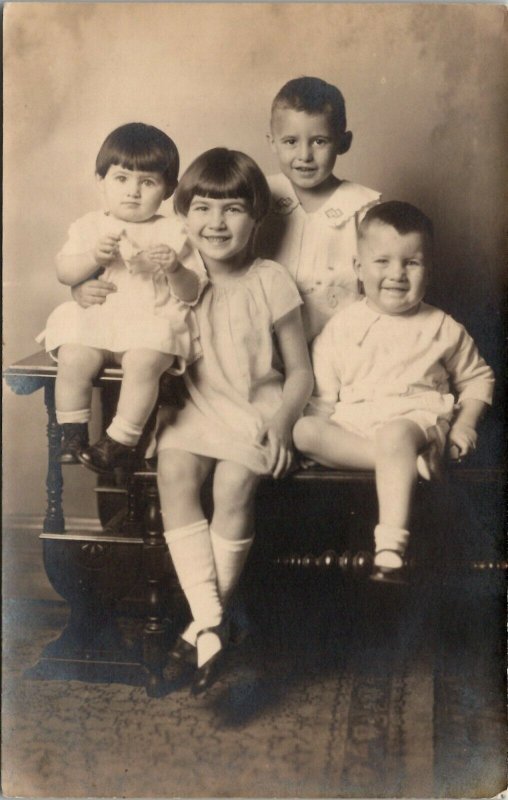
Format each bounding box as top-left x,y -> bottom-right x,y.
43,380 -> 65,533
141,480 -> 169,697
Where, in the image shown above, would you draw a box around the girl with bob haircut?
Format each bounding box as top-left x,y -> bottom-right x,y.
173,147 -> 271,221
155,147 -> 313,694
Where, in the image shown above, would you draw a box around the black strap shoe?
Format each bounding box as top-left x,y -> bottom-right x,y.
370,549 -> 410,585
59,423 -> 89,464
191,621 -> 229,696
77,434 -> 137,474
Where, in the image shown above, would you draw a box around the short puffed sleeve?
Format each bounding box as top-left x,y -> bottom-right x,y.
261,260 -> 303,325
58,212 -> 100,257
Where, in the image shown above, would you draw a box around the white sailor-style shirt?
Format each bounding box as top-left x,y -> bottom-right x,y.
256,173 -> 380,341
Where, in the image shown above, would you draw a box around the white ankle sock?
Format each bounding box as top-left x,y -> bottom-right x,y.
374,524 -> 410,568
210,528 -> 254,607
164,520 -> 222,665
107,414 -> 143,446
56,408 -> 91,424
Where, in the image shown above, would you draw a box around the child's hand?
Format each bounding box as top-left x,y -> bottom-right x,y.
147,245 -> 180,276
71,277 -> 117,307
448,423 -> 478,461
94,234 -> 121,266
257,415 -> 295,479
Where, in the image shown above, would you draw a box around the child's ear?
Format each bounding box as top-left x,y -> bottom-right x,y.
353,256 -> 365,296
266,131 -> 277,153
336,130 -> 353,156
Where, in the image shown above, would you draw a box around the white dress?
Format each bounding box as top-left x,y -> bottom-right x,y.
38,211 -> 206,370
256,174 -> 380,342
309,299 -> 495,440
156,258 -> 303,474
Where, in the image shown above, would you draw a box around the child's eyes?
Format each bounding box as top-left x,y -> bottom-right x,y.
313,138 -> 330,146
115,175 -> 127,183
407,260 -> 423,267
142,179 -> 156,187
281,138 -> 297,146
225,206 -> 246,214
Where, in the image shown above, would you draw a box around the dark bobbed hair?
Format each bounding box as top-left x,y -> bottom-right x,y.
358,201 -> 434,252
174,148 -> 271,222
271,76 -> 348,135
95,123 -> 179,198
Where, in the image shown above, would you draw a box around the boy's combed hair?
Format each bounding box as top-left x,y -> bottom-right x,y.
174,148 -> 271,222
271,76 -> 348,134
96,123 -> 179,198
359,201 -> 434,247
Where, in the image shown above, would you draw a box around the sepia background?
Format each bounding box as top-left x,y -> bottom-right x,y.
3,2 -> 507,522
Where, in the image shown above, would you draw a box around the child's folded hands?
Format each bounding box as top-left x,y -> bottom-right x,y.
257,414 -> 295,479
146,244 -> 181,277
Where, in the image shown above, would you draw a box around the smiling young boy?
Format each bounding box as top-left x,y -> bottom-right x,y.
257,76 -> 380,342
293,201 -> 494,582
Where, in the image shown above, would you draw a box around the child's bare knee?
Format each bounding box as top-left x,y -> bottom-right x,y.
375,420 -> 420,457
213,465 -> 258,516
58,344 -> 102,377
293,416 -> 317,452
123,349 -> 173,381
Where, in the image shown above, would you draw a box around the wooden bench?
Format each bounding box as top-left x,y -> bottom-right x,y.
5,351 -> 506,696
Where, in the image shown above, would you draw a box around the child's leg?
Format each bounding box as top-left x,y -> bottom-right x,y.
79,349 -> 176,473
158,449 -> 223,667
55,343 -> 105,418
373,419 -> 426,570
108,349 -> 175,446
293,416 -> 375,469
210,461 -> 261,608
55,344 -> 105,462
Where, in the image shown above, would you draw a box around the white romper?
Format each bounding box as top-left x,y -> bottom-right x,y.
156,258 -> 303,475
257,174 -> 380,342
38,211 -> 206,371
309,299 -> 495,442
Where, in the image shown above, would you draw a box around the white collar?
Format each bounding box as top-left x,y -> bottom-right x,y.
349,299 -> 446,345
268,174 -> 380,227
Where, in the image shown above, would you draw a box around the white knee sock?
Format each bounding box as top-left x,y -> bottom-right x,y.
178,528 -> 254,649
164,520 -> 223,666
107,414 -> 143,446
210,527 -> 254,607
56,408 -> 91,424
374,524 -> 410,568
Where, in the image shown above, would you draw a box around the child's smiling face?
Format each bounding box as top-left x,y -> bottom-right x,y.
269,108 -> 349,192
97,165 -> 166,223
355,222 -> 430,316
184,196 -> 256,271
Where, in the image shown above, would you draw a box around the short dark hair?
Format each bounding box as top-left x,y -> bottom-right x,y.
271,76 -> 348,135
174,148 -> 271,222
95,123 -> 179,198
359,201 -> 434,250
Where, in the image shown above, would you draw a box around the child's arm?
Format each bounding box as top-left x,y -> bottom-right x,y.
443,317 -> 495,460
57,234 -> 121,285
448,398 -> 488,460
257,307 -> 314,479
147,245 -> 199,303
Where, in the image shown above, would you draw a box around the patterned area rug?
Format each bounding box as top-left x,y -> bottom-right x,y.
2,573 -> 505,798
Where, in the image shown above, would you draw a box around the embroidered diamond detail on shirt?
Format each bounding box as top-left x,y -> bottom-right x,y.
325,208 -> 344,219
276,197 -> 294,209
